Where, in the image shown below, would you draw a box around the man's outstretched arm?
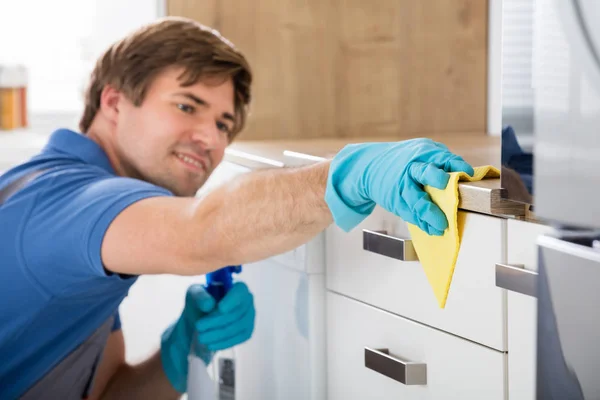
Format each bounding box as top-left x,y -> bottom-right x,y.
102,139 -> 475,277
102,161 -> 333,276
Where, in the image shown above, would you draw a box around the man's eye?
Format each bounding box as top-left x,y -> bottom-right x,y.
177,104 -> 195,114
216,121 -> 231,135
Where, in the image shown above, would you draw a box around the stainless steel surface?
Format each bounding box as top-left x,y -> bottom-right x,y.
534,0 -> 600,229
567,0 -> 600,92
364,347 -> 427,386
500,0 -> 600,227
537,234 -> 600,399
362,230 -> 418,262
500,0 -> 535,206
495,263 -> 538,298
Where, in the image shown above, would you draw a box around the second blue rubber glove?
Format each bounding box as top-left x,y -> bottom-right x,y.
195,282 -> 256,351
325,139 -> 474,235
160,282 -> 255,393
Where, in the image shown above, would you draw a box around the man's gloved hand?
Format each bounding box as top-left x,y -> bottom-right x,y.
325,139 -> 474,235
160,282 -> 255,393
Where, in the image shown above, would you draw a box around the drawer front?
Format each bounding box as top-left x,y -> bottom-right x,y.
505,219 -> 553,400
327,292 -> 506,400
326,206 -> 506,350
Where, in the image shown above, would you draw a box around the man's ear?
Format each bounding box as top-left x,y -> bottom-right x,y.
99,85 -> 121,124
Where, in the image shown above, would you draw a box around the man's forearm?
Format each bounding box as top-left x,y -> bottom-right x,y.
191,160 -> 333,269
99,351 -> 180,400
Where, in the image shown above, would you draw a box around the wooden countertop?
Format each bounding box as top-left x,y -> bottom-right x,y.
225,134 -> 527,218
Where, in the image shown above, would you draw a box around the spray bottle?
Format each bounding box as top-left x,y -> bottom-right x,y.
187,266 -> 242,400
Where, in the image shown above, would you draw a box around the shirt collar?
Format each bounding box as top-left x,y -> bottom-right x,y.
44,129 -> 116,174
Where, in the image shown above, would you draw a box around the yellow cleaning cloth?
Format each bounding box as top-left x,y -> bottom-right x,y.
407,165 -> 501,308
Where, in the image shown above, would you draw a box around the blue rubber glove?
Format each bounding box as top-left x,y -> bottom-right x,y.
160,282 -> 255,393
325,139 -> 474,235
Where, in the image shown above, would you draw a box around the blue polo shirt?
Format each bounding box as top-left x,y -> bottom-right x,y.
0,129 -> 172,398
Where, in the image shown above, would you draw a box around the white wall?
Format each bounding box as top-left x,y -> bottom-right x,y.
0,0 -> 163,115
501,0 -> 536,134
502,0 -> 535,111
85,0 -> 164,64
488,0 -> 503,135
0,0 -> 95,113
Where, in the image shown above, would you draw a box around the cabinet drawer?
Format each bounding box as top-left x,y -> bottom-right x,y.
327,292 -> 506,400
326,207 -> 506,350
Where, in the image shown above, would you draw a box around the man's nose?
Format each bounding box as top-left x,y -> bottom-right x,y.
190,121 -> 222,150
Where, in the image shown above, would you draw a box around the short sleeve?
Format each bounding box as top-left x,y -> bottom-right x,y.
21,167 -> 172,296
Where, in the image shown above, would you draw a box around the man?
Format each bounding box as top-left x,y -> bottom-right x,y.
0,17 -> 474,399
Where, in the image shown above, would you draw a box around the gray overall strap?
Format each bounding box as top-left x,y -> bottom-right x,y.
0,170 -> 45,205
19,316 -> 114,400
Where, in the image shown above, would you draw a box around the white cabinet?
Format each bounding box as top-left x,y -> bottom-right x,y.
235,256 -> 326,400
327,206 -> 507,350
201,161 -> 327,400
119,274 -> 207,364
195,160 -> 251,197
121,160 -> 326,400
119,157 -> 549,400
505,219 -> 553,400
326,292 -> 506,400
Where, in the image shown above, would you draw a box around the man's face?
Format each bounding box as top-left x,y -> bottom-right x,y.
115,67 -> 235,196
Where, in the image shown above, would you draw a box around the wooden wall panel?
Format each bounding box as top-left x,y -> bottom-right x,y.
168,0 -> 488,140
336,43 -> 402,138
277,0 -> 336,140
397,0 -> 489,135
337,0 -> 401,43
167,0 -> 218,27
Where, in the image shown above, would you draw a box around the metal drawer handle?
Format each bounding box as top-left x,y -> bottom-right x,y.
362,230 -> 418,261
364,347 -> 427,385
495,263 -> 538,298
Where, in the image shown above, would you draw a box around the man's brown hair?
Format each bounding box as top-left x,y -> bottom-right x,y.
79,17 -> 252,139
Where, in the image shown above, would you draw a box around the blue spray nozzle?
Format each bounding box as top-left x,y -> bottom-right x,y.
205,265 -> 242,301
